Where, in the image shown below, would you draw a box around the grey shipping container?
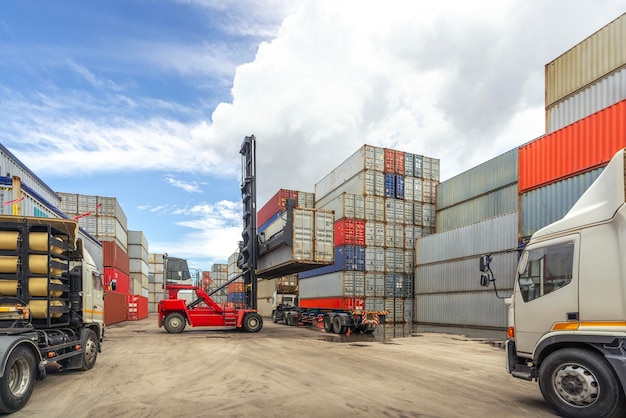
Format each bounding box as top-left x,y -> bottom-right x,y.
520,167 -> 604,238
437,148 -> 518,210
547,66 -> 626,133
299,271 -> 365,299
436,184 -> 518,233
317,192 -> 365,220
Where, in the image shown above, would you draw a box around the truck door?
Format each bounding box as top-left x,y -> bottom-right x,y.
514,234 -> 579,356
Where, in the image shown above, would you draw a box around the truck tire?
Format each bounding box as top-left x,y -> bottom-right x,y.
164,312 -> 186,334
539,348 -> 626,418
243,313 -> 263,332
271,311 -> 278,323
323,315 -> 333,333
332,315 -> 345,334
79,329 -> 98,371
286,313 -> 295,326
0,345 -> 37,414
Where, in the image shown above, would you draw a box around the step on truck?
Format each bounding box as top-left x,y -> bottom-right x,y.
480,148 -> 626,418
0,216 -> 104,413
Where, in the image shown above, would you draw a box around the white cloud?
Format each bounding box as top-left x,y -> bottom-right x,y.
165,176 -> 203,193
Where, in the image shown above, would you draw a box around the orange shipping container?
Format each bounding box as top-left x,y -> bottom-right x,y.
103,241 -> 130,274
104,291 -> 127,325
227,282 -> 245,293
519,100 -> 626,193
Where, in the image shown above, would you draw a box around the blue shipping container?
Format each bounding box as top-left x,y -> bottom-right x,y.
385,174 -> 395,198
395,175 -> 405,199
227,292 -> 246,303
299,245 -> 365,278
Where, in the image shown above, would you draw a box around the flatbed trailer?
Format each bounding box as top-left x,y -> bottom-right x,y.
273,305 -> 385,335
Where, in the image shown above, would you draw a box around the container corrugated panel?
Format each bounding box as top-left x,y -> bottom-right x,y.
315,170 -> 385,205
128,230 -> 149,248
317,192 -> 365,220
104,290 -> 127,325
103,241 -> 130,274
297,191 -> 315,208
299,297 -> 365,310
385,198 -> 405,224
423,203 -> 435,228
384,224 -> 404,249
364,246 -> 385,272
315,145 -> 384,200
435,184 -> 518,233
547,66 -> 626,133
364,196 -> 385,221
413,203 -> 423,225
519,100 -> 626,192
96,216 -> 128,250
416,212 -> 518,264
415,290 -> 512,329
423,180 -> 437,203
415,251 -> 517,294
129,259 -> 149,275
364,296 -> 385,312
437,148 -> 518,210
365,273 -> 385,296
97,196 -> 128,230
364,222 -> 385,247
127,243 -> 149,263
404,153 -> 415,176
384,174 -> 395,198
414,155 -> 423,178
520,167 -> 604,238
395,175 -> 404,199
404,202 -> 413,224
545,13 -> 626,107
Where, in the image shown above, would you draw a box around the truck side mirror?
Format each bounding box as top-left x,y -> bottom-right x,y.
479,255 -> 491,272
111,279 -> 117,291
480,273 -> 491,287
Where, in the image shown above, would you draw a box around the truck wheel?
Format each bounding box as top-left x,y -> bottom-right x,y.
0,346 -> 37,414
323,315 -> 333,333
539,348 -> 626,418
243,313 -> 263,332
332,316 -> 344,334
271,311 -> 278,323
286,313 -> 295,326
164,313 -> 186,333
79,329 -> 98,371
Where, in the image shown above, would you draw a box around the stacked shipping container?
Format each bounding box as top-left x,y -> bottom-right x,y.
308,144 -> 439,339
148,253 -> 166,313
128,230 -> 150,299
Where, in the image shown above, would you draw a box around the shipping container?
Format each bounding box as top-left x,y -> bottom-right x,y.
298,245 -> 365,278
96,216 -> 128,250
364,246 -> 385,272
384,224 -> 404,249
316,170 -> 385,204
103,241 -> 130,274
422,179 -> 437,203
97,196 -> 128,231
364,196 -> 385,222
315,145 -> 385,200
547,66 -> 626,133
127,294 -> 149,321
365,272 -> 385,297
104,291 -> 127,325
0,182 -> 59,218
298,271 -> 365,298
520,167 -> 604,238
404,153 -> 415,177
258,189 -> 298,227
334,219 -> 366,246
297,191 -> 315,208
299,297 -> 365,310
385,249 -> 405,273
257,208 -> 335,278
364,222 -> 385,247
395,175 -> 405,199
103,267 -> 130,295
384,174 -> 395,198
545,13 -> 626,108
519,100 -> 625,192
423,203 -> 435,228
385,198 -> 405,224
437,148 -> 518,210
416,212 -> 518,265
384,148 -> 405,174
364,296 -> 385,312
317,192 -> 365,220
436,184 -> 518,233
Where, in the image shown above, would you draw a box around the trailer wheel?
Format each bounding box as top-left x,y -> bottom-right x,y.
0,345 -> 37,414
323,315 -> 333,333
332,316 -> 345,334
164,312 -> 186,334
539,348 -> 626,418
243,313 -> 263,332
79,329 -> 98,371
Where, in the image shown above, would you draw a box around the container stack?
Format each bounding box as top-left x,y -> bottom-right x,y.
128,230 -> 149,298
226,251 -> 244,305
304,144 -> 439,339
415,149 -> 519,339
210,263 -> 228,304
148,253 -> 166,313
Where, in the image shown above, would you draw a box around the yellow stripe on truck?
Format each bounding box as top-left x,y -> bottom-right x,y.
552,321 -> 626,331
84,309 -> 104,315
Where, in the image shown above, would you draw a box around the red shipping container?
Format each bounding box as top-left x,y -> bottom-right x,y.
227,282 -> 245,293
103,241 -> 130,274
299,297 -> 365,310
104,267 -> 131,295
104,291 -> 127,325
394,150 -> 405,174
334,219 -> 366,246
257,189 -> 299,227
519,100 -> 626,192
384,149 -> 395,173
127,294 -> 149,321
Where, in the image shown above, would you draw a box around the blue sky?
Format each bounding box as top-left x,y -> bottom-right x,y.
1,1 -> 623,271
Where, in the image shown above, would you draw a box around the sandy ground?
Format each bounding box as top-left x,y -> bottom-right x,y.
12,314 -> 557,418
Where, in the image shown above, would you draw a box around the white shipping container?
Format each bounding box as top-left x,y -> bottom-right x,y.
384,224 -> 404,249
130,259 -> 150,275
385,249 -> 404,273
423,204 -> 435,228
365,222 -> 385,247
149,253 -> 165,265
317,192 -> 365,220
404,250 -> 414,274
299,271 -> 364,298
365,297 -> 385,312
128,243 -> 149,263
97,216 -> 128,250
297,191 -> 315,208
404,201 -> 414,224
364,196 -> 385,221
128,230 -> 148,247
413,203 -> 423,225
365,246 -> 385,272
97,196 -> 128,230
404,176 -> 414,201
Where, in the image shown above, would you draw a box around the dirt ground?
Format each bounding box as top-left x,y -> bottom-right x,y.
13,314 -> 558,418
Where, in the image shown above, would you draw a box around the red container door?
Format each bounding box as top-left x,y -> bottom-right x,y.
394,150 -> 405,174
104,291 -> 127,325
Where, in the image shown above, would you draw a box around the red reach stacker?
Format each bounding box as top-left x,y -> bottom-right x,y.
158,283 -> 263,333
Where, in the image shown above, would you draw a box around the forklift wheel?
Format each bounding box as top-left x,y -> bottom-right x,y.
243,313 -> 263,332
163,313 -> 186,334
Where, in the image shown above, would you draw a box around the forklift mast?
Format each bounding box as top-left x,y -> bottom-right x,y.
237,135 -> 258,309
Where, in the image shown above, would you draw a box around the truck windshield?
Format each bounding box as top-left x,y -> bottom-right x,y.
518,241 -> 574,303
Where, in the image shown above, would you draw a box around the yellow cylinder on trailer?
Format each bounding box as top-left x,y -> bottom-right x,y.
29,278 -> 63,297
0,256 -> 18,273
0,231 -> 19,250
0,280 -> 18,296
28,255 -> 62,276
29,232 -> 64,255
28,300 -> 65,319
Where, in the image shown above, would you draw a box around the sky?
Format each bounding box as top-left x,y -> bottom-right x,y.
0,1 -> 624,272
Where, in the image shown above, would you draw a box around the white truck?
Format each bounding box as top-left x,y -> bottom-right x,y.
480,147 -> 626,418
0,216 -> 104,413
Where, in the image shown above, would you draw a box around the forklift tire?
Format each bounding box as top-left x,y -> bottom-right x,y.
243,313 -> 263,332
163,313 -> 186,334
0,345 -> 37,414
